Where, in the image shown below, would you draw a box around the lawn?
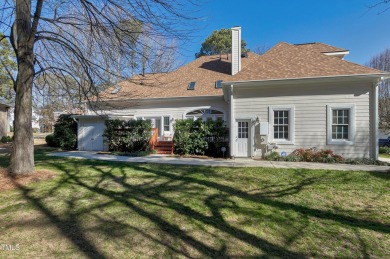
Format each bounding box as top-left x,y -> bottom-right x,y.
380,153 -> 390,159
0,151 -> 389,258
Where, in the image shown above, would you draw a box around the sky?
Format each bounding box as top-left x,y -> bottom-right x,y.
180,0 -> 390,66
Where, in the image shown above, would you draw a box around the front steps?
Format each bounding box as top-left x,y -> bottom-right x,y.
154,141 -> 174,154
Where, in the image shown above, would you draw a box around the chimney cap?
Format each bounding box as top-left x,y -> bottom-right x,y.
231,26 -> 241,30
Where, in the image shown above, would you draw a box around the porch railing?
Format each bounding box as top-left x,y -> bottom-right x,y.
149,128 -> 158,150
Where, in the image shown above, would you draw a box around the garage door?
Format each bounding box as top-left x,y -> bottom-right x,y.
79,120 -> 104,151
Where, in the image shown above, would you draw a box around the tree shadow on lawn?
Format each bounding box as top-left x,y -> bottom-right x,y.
6,156 -> 390,258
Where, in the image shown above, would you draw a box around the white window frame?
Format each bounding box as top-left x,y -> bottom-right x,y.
163,116 -> 170,131
327,104 -> 355,145
269,105 -> 295,145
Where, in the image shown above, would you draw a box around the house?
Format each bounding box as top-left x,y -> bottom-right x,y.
0,98 -> 11,138
75,26 -> 389,159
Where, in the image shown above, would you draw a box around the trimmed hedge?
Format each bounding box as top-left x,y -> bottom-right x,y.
45,114 -> 77,149
104,119 -> 152,152
53,114 -> 78,149
45,134 -> 56,147
173,119 -> 229,157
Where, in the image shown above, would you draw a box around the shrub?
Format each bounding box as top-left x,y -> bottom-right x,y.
104,119 -> 152,152
1,135 -> 12,143
173,119 -> 229,157
45,134 -> 56,147
379,146 -> 390,154
53,114 -> 78,149
290,148 -> 343,163
264,151 -> 283,161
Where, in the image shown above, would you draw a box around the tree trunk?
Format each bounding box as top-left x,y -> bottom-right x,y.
10,0 -> 35,174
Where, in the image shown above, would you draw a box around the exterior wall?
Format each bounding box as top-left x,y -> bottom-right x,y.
0,105 -> 9,138
232,80 -> 374,159
91,96 -> 229,133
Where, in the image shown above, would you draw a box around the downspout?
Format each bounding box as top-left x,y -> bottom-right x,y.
72,116 -> 80,151
372,79 -> 380,160
229,85 -> 235,158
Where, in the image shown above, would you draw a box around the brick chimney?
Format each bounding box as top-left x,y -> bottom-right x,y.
231,26 -> 242,75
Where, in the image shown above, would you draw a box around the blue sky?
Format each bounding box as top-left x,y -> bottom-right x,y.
181,0 -> 390,65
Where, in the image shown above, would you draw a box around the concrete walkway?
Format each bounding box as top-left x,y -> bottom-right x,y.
48,151 -> 390,172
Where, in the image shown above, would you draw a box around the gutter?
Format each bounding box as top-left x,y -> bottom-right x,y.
221,73 -> 390,87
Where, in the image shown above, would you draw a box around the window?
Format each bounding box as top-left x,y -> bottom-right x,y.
185,109 -> 224,121
215,80 -> 223,89
327,105 -> 355,145
332,109 -> 349,139
163,116 -> 170,131
269,106 -> 295,144
273,110 -> 289,140
187,81 -> 196,90
238,121 -> 249,138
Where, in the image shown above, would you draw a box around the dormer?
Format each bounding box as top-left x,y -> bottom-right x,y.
322,50 -> 350,59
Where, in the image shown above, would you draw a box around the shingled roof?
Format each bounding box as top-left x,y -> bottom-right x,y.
100,42 -> 386,100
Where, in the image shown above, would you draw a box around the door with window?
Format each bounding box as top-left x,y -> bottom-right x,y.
236,120 -> 250,157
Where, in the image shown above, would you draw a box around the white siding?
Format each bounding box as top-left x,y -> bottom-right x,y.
231,27 -> 241,75
91,96 -> 229,129
233,81 -> 373,159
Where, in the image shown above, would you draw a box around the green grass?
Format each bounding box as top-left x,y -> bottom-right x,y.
0,150 -> 389,258
379,153 -> 390,159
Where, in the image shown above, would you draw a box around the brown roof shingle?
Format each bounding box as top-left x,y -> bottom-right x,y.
100,42 -> 386,100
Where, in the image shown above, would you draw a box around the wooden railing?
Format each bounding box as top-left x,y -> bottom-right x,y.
149,128 -> 158,150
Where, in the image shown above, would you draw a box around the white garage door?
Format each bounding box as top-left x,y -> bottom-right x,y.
79,120 -> 105,151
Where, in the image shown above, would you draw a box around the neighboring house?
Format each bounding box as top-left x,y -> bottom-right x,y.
0,98 -> 11,138
75,27 -> 389,159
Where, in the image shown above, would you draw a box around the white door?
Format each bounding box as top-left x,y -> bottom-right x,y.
81,121 -> 104,151
236,120 -> 250,157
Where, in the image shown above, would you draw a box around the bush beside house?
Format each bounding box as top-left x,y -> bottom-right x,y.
103,119 -> 152,152
45,114 -> 78,149
265,147 -> 388,165
173,119 -> 228,157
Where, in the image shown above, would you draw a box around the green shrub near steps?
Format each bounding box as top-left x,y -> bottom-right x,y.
104,119 -> 152,152
173,119 -> 228,157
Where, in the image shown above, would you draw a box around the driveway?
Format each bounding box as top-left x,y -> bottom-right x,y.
48,151 -> 390,172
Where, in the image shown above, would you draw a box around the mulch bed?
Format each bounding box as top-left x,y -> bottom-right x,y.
0,168 -> 55,192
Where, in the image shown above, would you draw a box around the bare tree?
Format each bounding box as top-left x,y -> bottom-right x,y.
0,0 -> 198,174
252,45 -> 271,55
367,48 -> 390,132
369,0 -> 390,14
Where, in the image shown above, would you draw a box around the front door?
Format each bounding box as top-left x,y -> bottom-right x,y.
236,120 -> 250,157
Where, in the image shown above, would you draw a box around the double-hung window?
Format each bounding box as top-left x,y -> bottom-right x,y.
269,106 -> 295,144
163,116 -> 170,131
327,104 -> 355,145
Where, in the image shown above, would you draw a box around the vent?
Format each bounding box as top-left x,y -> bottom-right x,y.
187,81 -> 196,90
215,80 -> 223,89
241,52 -> 248,58
111,85 -> 122,94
